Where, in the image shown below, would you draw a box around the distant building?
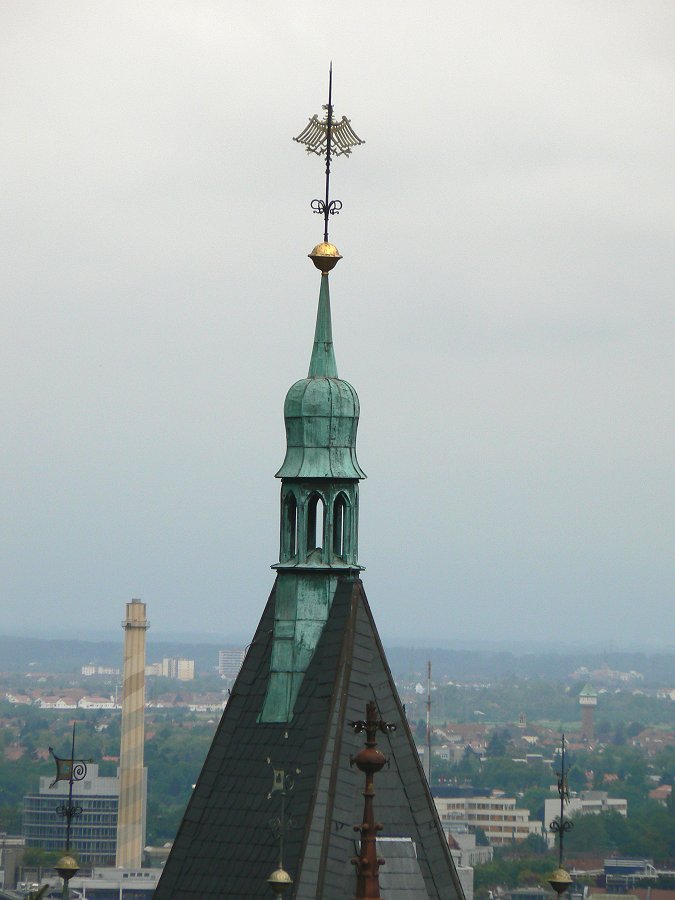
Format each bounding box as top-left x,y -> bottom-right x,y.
78,695 -> 117,709
145,662 -> 163,676
4,693 -> 32,705
22,764 -> 128,866
0,834 -> 26,890
81,664 -> 120,676
166,657 -> 194,681
40,867 -> 160,899
648,784 -> 671,805
579,683 -> 598,741
445,824 -> 493,867
36,697 -> 77,710
544,790 -> 628,848
434,794 -> 543,845
217,648 -> 246,679
506,889 -> 555,900
146,657 -> 195,680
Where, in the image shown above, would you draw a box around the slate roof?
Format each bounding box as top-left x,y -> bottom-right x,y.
155,576 -> 465,899
377,838 -> 429,898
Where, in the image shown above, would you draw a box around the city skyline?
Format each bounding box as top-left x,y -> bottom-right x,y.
2,2 -> 673,647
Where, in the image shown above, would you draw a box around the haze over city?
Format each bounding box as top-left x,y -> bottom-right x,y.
2,2 -> 673,647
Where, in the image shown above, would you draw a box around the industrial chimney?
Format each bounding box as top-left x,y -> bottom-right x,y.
116,599 -> 149,868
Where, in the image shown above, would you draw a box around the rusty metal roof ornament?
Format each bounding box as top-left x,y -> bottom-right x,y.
294,63 -> 364,269
349,701 -> 396,900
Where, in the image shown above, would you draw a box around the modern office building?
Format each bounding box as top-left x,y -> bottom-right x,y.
544,791 -> 627,848
22,765 -> 119,866
434,794 -> 544,846
40,867 -> 160,899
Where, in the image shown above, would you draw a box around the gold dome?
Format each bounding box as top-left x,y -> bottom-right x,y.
308,242 -> 342,273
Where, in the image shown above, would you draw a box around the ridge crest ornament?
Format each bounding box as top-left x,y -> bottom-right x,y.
294,63 -> 364,249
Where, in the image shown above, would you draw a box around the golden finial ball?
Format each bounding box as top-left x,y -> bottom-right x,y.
309,242 -> 342,273
55,855 -> 79,881
267,866 -> 293,894
548,867 -> 573,894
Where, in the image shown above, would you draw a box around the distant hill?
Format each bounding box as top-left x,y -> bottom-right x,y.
0,636 -> 238,675
0,635 -> 672,684
383,646 -> 675,684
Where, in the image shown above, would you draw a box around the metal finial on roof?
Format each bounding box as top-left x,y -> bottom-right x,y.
294,63 -> 364,253
548,733 -> 574,896
266,762 -> 299,895
349,701 -> 396,900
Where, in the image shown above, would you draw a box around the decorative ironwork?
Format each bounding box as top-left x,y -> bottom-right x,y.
549,733 -> 574,867
310,197 -> 342,220
294,112 -> 364,159
548,733 -> 574,895
48,752 -> 89,788
56,802 -> 83,821
349,701 -> 396,900
294,63 -> 364,243
265,760 -> 300,894
49,723 -> 92,855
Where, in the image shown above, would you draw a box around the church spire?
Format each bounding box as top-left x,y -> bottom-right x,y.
308,274 -> 338,378
260,71 -> 366,724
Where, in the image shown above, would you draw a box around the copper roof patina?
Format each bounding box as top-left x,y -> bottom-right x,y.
276,273 -> 365,481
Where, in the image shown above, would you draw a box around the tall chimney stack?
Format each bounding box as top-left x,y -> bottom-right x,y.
116,598 -> 149,869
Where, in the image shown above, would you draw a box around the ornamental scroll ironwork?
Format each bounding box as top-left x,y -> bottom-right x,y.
549,733 -> 574,868
293,64 -> 364,243
49,723 -> 93,854
266,758 -> 301,892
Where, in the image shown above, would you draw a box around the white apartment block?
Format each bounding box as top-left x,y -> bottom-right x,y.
146,657 -> 195,680
218,648 -> 246,679
544,791 -> 627,848
434,795 -> 543,846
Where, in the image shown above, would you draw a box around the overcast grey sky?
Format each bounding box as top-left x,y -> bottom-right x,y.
1,2 -> 673,647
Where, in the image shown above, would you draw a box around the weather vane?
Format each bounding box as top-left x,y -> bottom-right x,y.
49,722 -> 93,898
49,723 -> 92,853
548,733 -> 574,896
265,759 -> 300,895
294,63 -> 364,245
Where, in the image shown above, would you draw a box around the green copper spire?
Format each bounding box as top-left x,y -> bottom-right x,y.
260,71 -> 365,725
308,275 -> 338,378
